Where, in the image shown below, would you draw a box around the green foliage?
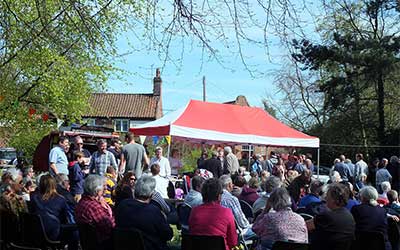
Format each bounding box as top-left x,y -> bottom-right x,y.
0,0 -> 144,159
291,0 -> 400,153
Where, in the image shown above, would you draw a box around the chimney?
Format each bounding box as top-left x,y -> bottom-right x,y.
153,68 -> 162,96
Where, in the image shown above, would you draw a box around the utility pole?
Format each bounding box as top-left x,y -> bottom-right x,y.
203,76 -> 206,101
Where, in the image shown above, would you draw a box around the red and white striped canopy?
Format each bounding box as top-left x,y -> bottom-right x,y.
130,100 -> 319,148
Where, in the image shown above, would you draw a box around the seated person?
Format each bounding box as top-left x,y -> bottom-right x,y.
351,186 -> 391,250
184,176 -> 204,208
189,178 -> 238,250
377,181 -> 391,206
0,168 -> 28,215
253,176 -> 282,216
298,180 -> 323,208
253,188 -> 308,250
115,176 -> 173,250
307,183 -> 355,250
387,190 -> 400,214
151,163 -> 169,199
238,177 -> 260,206
114,172 -> 136,207
75,175 -> 115,247
55,174 -> 77,223
231,174 -> 247,198
30,174 -> 78,250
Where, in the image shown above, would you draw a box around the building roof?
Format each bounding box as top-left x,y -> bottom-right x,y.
82,93 -> 161,119
224,95 -> 250,107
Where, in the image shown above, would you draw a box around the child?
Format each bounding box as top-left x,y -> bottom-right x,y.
68,151 -> 85,202
104,166 -> 117,207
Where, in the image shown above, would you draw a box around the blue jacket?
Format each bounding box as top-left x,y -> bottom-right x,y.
68,161 -> 84,195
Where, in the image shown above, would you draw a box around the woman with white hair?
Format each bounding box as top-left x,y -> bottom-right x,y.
253,187 -> 308,250
115,175 -> 173,250
351,186 -> 391,250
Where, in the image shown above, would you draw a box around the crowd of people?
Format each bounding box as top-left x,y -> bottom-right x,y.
1,132 -> 400,250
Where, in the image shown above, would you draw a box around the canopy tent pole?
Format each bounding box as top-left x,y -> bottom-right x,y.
167,135 -> 172,158
248,144 -> 251,170
317,147 -> 320,178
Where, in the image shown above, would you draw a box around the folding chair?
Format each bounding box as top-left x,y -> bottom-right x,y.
271,241 -> 310,250
181,234 -> 225,250
239,200 -> 254,223
177,203 -> 192,234
78,223 -> 98,250
113,227 -> 145,250
353,231 -> 385,250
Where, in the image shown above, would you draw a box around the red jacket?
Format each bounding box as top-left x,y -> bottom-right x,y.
189,201 -> 238,250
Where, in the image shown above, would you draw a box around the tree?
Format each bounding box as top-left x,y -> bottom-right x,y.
0,0 -> 318,158
291,0 -> 400,152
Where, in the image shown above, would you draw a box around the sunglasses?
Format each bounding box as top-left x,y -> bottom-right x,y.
130,177 -> 136,181
77,143 -> 83,145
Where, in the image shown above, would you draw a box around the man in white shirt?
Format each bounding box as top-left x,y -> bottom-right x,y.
150,147 -> 171,177
151,163 -> 170,199
355,153 -> 368,182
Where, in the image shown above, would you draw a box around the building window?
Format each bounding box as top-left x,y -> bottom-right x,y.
84,118 -> 96,126
115,119 -> 129,132
241,145 -> 254,156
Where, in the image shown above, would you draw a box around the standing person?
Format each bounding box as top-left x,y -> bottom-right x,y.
184,176 -> 204,208
168,149 -> 183,176
151,163 -> 169,199
89,140 -> 117,176
68,152 -> 85,202
224,146 -> 240,175
376,161 -> 392,193
354,153 -> 368,182
49,136 -> 70,176
217,149 -> 226,174
368,158 -> 380,187
387,156 -> 400,192
71,136 -> 91,164
333,155 -> 352,182
119,132 -> 149,178
203,151 -> 223,178
150,147 -> 171,177
197,150 -> 208,169
107,139 -> 122,164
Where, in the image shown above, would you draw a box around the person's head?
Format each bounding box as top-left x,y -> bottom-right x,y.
150,163 -> 161,176
111,138 -> 122,149
39,174 -> 59,200
155,146 -> 163,158
356,153 -> 364,161
219,174 -> 233,191
359,186 -> 379,206
304,159 -> 313,168
96,139 -> 107,153
74,151 -> 84,163
119,172 -> 136,187
381,181 -> 391,193
217,149 -> 224,157
134,176 -> 156,201
4,168 -> 23,193
310,180 -> 324,196
55,173 -> 70,191
224,146 -> 232,155
84,175 -> 106,197
58,136 -> 69,150
382,158 -> 388,167
326,183 -> 349,209
387,190 -> 399,204
201,178 -> 223,203
211,151 -> 218,158
171,149 -> 180,158
339,155 -> 346,162
23,167 -> 34,178
106,166 -> 116,178
390,156 -> 399,165
372,158 -> 380,167
74,136 -> 84,149
233,175 -> 246,188
125,132 -> 135,143
360,173 -> 367,182
268,187 -> 292,211
191,175 -> 204,192
344,159 -> 352,164
248,177 -> 259,189
201,150 -> 208,159
264,176 -> 282,193
331,171 -> 342,183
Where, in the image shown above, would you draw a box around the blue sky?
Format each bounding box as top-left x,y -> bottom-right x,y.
106,1 -> 318,114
